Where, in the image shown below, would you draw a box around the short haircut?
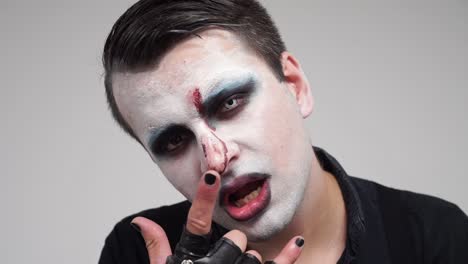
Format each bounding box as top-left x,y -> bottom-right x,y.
103,0 -> 287,140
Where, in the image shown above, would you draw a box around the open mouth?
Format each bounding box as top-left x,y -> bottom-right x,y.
229,180 -> 263,207
221,174 -> 271,221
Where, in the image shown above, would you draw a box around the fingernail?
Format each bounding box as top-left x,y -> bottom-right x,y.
265,261 -> 276,264
295,237 -> 305,247
130,222 -> 141,233
204,173 -> 216,185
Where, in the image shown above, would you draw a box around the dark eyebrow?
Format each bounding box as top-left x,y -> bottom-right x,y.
201,75 -> 257,117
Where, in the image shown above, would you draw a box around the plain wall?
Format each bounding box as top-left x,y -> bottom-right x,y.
2,0 -> 467,263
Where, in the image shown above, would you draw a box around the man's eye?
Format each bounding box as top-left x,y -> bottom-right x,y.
165,133 -> 188,152
153,132 -> 190,155
150,126 -> 193,157
219,95 -> 246,113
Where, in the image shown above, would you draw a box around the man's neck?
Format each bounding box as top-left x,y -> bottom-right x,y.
247,153 -> 347,263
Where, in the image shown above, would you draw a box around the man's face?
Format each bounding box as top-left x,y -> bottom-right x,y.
112,29 -> 314,241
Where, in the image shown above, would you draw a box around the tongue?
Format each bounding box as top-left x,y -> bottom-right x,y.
231,180 -> 263,201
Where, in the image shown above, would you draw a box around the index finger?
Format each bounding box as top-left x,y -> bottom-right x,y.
186,170 -> 221,235
171,171 -> 221,261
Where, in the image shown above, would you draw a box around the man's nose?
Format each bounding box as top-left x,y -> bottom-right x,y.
195,125 -> 239,174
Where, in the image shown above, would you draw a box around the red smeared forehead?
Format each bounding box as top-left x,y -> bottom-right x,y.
188,87 -> 216,131
191,88 -> 203,113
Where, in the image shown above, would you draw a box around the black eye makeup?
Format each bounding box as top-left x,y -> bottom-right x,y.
147,74 -> 258,158
216,93 -> 248,117
149,125 -> 194,157
202,76 -> 257,118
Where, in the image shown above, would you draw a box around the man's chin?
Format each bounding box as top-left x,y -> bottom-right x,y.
214,207 -> 294,242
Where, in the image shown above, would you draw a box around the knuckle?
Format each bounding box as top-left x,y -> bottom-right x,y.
145,239 -> 157,250
187,218 -> 210,233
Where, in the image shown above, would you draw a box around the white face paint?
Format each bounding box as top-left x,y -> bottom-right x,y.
112,29 -> 314,241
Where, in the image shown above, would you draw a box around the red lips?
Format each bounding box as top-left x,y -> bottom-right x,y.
221,174 -> 271,221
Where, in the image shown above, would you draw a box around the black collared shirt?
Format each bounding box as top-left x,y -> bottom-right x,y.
99,147 -> 468,263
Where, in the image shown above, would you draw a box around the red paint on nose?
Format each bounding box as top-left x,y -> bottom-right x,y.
202,143 -> 207,158
210,131 -> 228,173
192,88 -> 203,113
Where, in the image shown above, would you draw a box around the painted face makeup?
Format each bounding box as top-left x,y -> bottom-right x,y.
221,173 -> 271,221
188,79 -> 273,220
191,88 -> 203,114
112,29 -> 314,241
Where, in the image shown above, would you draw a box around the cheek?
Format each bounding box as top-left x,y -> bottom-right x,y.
157,152 -> 200,200
258,91 -> 301,168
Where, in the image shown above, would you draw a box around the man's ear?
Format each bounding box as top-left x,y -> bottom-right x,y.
281,51 -> 314,118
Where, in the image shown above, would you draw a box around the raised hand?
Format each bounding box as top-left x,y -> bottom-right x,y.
131,170 -> 304,264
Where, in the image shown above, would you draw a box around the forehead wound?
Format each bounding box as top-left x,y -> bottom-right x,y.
191,88 -> 203,114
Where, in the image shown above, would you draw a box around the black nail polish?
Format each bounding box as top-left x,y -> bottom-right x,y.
265,261 -> 276,264
130,222 -> 141,233
204,173 -> 216,185
295,237 -> 304,247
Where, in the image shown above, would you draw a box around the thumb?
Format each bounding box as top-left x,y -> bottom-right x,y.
131,216 -> 172,264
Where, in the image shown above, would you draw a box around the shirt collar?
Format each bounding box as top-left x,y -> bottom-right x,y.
313,146 -> 365,262
314,146 -> 392,263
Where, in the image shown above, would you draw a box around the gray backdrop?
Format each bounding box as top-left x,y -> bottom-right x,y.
2,0 -> 467,263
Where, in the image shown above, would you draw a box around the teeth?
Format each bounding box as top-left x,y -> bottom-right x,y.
234,186 -> 262,208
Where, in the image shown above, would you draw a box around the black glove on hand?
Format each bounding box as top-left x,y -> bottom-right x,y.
166,228 -> 260,264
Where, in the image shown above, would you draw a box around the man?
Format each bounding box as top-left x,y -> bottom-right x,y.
98,0 -> 468,263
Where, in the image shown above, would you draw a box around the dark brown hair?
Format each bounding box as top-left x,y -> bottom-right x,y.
103,0 -> 286,140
